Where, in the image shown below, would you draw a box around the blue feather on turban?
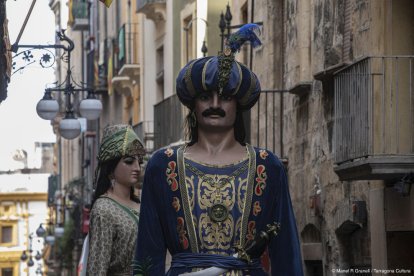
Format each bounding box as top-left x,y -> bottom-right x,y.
227,23 -> 262,53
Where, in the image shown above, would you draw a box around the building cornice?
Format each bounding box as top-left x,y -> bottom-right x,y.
0,250 -> 21,261
0,193 -> 47,202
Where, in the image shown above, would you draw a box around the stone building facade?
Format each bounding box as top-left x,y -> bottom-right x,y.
241,0 -> 414,274
44,0 -> 414,274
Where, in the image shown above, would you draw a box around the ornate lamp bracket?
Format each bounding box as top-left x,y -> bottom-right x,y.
10,30 -> 74,75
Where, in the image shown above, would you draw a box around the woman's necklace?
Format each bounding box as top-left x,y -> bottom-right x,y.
184,160 -> 248,223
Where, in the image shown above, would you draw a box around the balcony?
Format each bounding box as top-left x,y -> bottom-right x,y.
94,39 -> 109,93
250,89 -> 288,161
333,56 -> 414,181
70,0 -> 88,31
154,94 -> 184,150
113,24 -> 140,95
117,24 -> 139,76
136,0 -> 166,22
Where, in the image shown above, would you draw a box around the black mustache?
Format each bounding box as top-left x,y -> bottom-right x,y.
202,108 -> 226,117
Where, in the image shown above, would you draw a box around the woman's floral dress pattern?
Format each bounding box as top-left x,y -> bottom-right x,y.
87,197 -> 138,276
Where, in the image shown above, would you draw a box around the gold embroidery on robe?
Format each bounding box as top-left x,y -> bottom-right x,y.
198,213 -> 234,253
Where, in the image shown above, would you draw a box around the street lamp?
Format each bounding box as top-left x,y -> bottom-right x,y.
219,3 -> 236,51
36,264 -> 43,275
20,250 -> 28,261
183,17 -> 209,62
20,233 -> 38,267
54,225 -> 65,238
79,91 -> 103,120
27,256 -> 35,267
44,220 -> 56,246
45,235 -> 56,246
36,223 -> 46,238
218,3 -> 263,70
59,110 -> 82,139
35,251 -> 42,261
12,30 -> 102,140
393,173 -> 414,196
36,90 -> 59,120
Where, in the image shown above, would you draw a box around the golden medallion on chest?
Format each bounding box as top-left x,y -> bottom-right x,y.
208,203 -> 229,222
205,176 -> 232,223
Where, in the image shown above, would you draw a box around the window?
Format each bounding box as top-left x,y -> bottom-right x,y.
333,56 -> 414,180
183,15 -> 194,63
1,268 -> 13,276
156,46 -> 164,102
118,24 -> 126,67
0,223 -> 17,246
180,2 -> 196,65
1,226 -> 12,243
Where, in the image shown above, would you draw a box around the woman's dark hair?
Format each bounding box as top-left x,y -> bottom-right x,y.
92,157 -> 140,206
185,105 -> 246,146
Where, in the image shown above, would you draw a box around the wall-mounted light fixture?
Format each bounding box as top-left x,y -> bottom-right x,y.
393,173 -> 413,197
183,17 -> 208,62
20,232 -> 41,268
35,223 -> 46,238
11,30 -> 102,139
218,3 -> 263,69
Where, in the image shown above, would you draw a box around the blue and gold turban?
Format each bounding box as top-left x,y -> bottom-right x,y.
176,23 -> 262,110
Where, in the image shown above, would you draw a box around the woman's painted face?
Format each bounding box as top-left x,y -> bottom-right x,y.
112,155 -> 143,187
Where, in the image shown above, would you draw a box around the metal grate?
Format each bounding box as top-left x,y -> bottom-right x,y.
334,56 -> 414,164
117,23 -> 138,68
136,0 -> 166,13
251,90 -> 287,157
154,94 -> 184,150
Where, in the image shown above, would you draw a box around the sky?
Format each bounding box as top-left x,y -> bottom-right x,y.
0,1 -> 59,170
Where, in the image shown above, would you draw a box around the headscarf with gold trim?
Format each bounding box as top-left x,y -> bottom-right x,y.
94,124 -> 145,188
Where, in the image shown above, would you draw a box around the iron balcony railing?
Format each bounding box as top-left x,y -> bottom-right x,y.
118,23 -> 138,69
137,0 -> 166,12
70,0 -> 88,31
154,94 -> 184,150
152,91 -> 287,157
333,56 -> 414,164
71,0 -> 88,19
250,90 -> 287,158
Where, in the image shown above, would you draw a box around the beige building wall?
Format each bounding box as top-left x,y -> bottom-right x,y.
284,0 -> 372,273
49,0 -> 413,273
139,17 -> 157,120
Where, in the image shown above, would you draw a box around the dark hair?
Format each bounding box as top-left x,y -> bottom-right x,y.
92,157 -> 140,206
185,106 -> 246,146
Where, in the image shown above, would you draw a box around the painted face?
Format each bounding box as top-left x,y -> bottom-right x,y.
112,155 -> 143,188
194,91 -> 237,131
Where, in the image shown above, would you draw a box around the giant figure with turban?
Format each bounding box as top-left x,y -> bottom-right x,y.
134,24 -> 303,275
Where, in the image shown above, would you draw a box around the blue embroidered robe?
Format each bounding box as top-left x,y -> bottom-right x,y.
134,145 -> 303,276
